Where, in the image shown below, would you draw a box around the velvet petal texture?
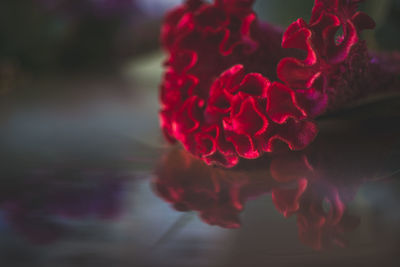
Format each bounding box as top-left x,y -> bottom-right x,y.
160,0 -> 313,167
159,0 -> 377,167
179,65 -> 318,167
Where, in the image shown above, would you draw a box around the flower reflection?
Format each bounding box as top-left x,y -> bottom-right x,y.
270,153 -> 361,249
0,169 -> 130,244
154,148 -> 273,228
154,118 -> 400,250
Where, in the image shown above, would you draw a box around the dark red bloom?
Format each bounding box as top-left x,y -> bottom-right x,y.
160,0 -> 318,167
167,64 -> 318,167
159,0 -> 399,167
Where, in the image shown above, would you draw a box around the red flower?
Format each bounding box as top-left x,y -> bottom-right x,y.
167,64 -> 318,167
159,0 -> 317,167
159,0 -> 399,167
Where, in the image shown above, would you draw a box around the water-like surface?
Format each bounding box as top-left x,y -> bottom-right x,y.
0,75 -> 399,267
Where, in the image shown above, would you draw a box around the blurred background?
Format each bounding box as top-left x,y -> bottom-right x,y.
0,0 -> 400,266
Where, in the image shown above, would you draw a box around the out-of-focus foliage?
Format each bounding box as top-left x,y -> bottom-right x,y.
376,0 -> 400,50
0,0 -> 161,73
254,0 -> 314,26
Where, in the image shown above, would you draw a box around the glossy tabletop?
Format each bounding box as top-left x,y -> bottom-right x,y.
0,69 -> 400,267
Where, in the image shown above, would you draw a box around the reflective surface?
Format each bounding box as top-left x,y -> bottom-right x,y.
154,117 -> 400,251
1,73 -> 400,266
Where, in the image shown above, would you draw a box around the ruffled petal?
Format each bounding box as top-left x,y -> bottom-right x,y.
172,96 -> 204,138
231,95 -> 269,136
351,11 -> 376,31
266,82 -> 306,123
273,118 -> 319,151
277,58 -> 321,88
235,72 -> 270,97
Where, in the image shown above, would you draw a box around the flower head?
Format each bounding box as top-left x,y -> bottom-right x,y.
160,0 -> 379,167
160,0 -> 319,167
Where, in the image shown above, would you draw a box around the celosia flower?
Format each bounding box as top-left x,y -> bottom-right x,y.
159,0 -> 399,167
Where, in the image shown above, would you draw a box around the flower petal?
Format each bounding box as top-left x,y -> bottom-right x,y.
266,82 -> 306,123
231,96 -> 269,136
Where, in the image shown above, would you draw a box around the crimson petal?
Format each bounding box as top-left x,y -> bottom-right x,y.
266,82 -> 306,123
